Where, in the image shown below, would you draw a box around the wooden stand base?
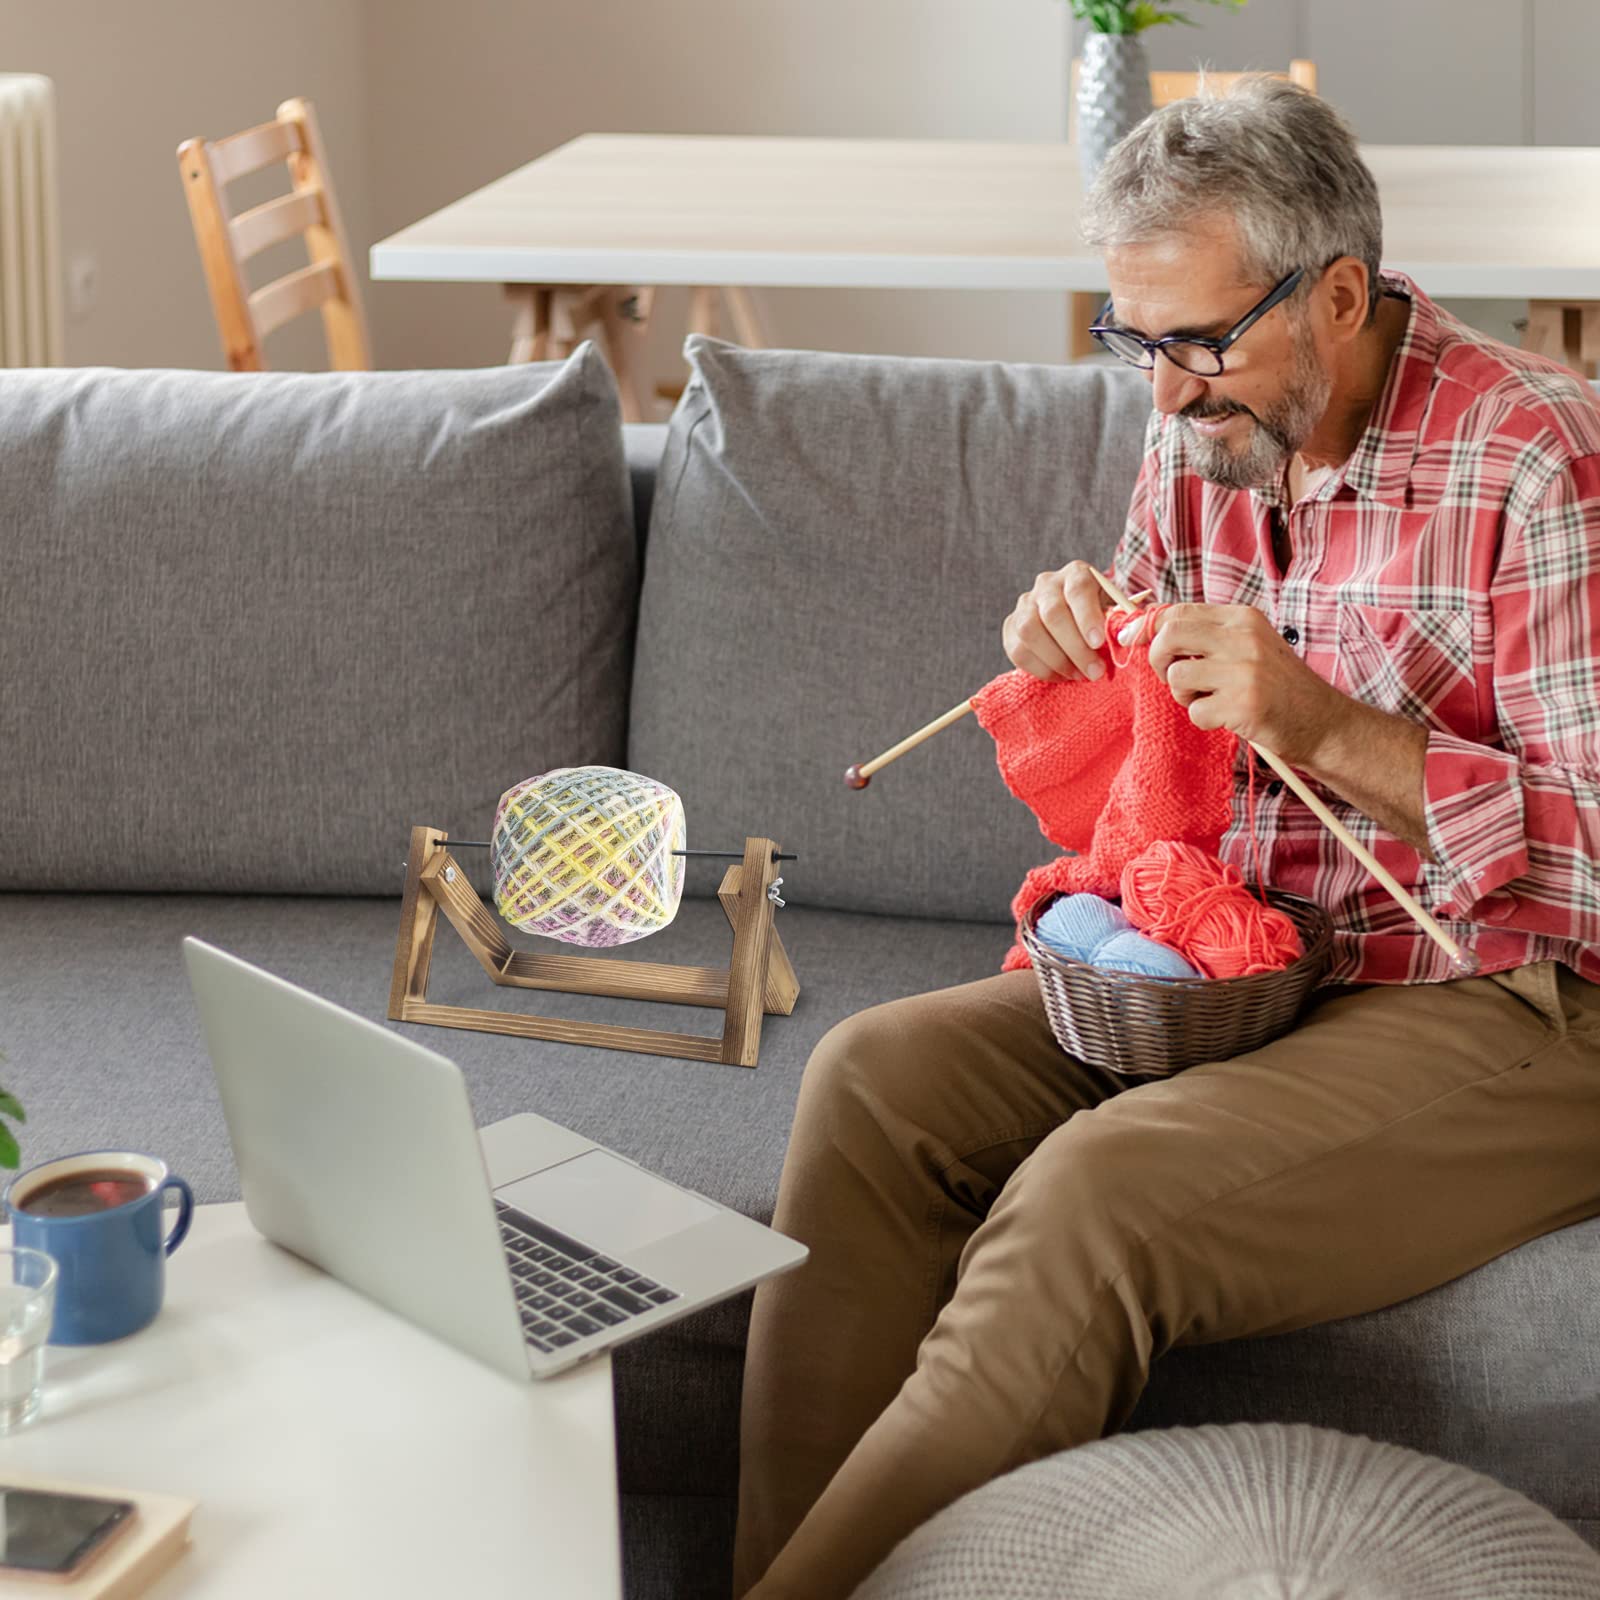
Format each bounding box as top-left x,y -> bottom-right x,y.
387,827 -> 799,1067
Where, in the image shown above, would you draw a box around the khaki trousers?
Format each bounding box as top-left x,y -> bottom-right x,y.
733,962 -> 1600,1599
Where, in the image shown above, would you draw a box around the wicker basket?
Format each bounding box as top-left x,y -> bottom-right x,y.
1021,890 -> 1333,1078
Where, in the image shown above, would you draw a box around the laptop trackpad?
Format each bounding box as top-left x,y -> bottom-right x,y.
497,1149 -> 719,1260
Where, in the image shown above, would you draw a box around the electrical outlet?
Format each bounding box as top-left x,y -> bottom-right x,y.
66,249 -> 97,321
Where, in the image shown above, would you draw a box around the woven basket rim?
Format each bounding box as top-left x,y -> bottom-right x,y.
1021,887 -> 1333,993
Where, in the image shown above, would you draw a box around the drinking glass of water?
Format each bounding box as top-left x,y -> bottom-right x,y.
0,1247 -> 56,1432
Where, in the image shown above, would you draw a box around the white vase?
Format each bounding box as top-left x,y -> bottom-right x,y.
1077,31 -> 1153,188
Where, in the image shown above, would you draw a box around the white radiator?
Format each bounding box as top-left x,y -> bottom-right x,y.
0,73 -> 62,366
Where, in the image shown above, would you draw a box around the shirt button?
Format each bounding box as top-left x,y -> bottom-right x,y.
1281,625 -> 1300,646
1265,780 -> 1284,797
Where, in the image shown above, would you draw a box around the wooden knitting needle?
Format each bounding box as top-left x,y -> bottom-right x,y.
438,842 -> 798,860
1087,569 -> 1476,975
843,589 -> 1153,789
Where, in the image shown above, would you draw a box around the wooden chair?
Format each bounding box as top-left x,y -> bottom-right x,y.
178,97 -> 370,371
1068,60 -> 1318,360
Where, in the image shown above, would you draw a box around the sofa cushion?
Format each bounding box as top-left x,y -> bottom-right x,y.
627,338 -> 1153,924
0,348 -> 636,894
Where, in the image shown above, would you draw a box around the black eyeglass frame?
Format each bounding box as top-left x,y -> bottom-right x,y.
1089,266 -> 1307,375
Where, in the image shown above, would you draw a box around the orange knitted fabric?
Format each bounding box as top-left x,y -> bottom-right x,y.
970,615 -> 1236,972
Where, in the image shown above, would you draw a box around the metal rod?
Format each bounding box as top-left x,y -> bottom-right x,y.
439,842 -> 795,861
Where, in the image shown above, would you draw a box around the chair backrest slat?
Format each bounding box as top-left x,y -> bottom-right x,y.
208,117 -> 303,188
248,258 -> 340,340
230,188 -> 325,262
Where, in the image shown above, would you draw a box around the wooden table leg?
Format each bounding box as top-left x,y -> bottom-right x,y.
1067,290 -> 1101,361
597,290 -> 646,423
687,285 -> 720,339
723,286 -> 769,349
548,286 -> 586,355
508,282 -> 649,418
505,284 -> 552,363
1525,300 -> 1598,379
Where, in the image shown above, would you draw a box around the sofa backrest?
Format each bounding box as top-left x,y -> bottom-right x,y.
628,338 -> 1153,924
1,348 -> 637,894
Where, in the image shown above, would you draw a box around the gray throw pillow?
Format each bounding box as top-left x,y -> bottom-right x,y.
1,346 -> 636,894
628,337 -> 1152,924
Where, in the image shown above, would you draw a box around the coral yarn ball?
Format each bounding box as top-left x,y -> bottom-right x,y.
491,766 -> 686,947
1120,840 -> 1303,979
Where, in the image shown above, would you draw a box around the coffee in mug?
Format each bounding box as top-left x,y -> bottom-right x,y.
15,1170 -> 153,1218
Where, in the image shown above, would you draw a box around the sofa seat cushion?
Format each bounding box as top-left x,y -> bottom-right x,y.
629,338 -> 1154,925
0,890 -> 1009,1212
1,351 -> 636,895
5,892 -> 1595,1556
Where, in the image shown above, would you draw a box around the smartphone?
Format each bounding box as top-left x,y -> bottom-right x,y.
0,1487 -> 137,1580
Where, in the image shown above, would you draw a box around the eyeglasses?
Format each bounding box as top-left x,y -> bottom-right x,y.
1089,267 -> 1306,376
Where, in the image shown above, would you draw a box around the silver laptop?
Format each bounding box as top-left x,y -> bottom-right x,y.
182,937 -> 807,1380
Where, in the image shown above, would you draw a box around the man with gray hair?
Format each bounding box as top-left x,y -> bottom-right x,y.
735,79 -> 1600,1597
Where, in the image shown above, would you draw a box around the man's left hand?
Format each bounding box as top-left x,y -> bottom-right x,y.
1120,603 -> 1346,768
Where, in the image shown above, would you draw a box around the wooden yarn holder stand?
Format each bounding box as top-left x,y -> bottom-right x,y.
388,827 -> 799,1067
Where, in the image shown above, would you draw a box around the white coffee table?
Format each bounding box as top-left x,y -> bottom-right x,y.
0,1203 -> 621,1598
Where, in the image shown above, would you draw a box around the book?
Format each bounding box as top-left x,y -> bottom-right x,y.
0,1476 -> 194,1600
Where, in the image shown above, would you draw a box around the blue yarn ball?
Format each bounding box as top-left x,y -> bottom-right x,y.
1095,929 -> 1201,979
1036,894 -> 1131,962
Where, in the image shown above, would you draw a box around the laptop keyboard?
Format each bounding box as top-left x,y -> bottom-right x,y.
495,1200 -> 681,1354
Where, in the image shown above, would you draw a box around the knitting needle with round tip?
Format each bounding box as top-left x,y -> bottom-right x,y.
1088,568 -> 1477,976
843,586 -> 1155,789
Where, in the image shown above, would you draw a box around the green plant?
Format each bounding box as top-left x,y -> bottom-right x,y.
1069,0 -> 1246,34
0,1054 -> 25,1170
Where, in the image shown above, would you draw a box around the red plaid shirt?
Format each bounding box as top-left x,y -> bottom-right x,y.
1114,275 -> 1600,985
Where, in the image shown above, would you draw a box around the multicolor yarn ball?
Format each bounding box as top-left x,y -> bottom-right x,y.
491,766 -> 685,947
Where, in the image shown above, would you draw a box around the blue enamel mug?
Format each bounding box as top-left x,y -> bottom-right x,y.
4,1152 -> 193,1345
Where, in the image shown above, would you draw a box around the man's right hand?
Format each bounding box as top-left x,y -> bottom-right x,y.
1001,561 -> 1118,684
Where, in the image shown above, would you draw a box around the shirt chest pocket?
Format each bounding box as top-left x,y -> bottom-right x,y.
1335,604 -> 1485,737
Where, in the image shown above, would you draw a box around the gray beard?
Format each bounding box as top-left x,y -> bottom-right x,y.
1178,328 -> 1332,492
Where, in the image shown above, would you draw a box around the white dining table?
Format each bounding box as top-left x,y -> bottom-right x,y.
369,133 -> 1600,386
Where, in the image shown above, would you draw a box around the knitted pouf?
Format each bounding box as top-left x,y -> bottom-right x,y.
851,1424 -> 1600,1600
490,765 -> 685,947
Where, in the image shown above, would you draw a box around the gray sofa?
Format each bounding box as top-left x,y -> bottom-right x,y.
2,340 -> 1596,1599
